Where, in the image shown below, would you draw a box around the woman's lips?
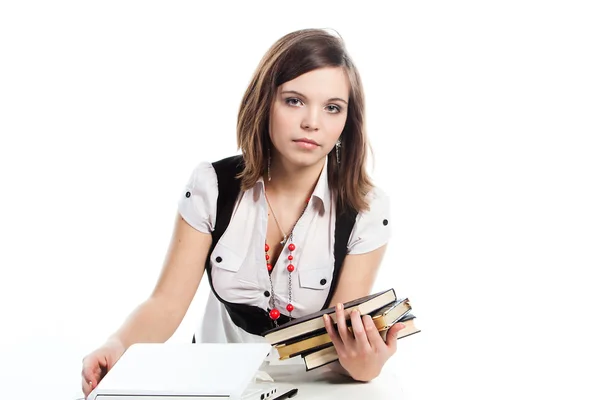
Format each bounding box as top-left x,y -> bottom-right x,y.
293,138 -> 319,149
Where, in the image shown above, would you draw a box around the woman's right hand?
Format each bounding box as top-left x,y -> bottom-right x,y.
81,338 -> 126,398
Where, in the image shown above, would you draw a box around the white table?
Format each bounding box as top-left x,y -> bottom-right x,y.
58,346 -> 405,400
260,361 -> 404,399
69,361 -> 404,400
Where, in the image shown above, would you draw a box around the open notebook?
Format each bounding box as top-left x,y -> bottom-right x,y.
85,342 -> 298,400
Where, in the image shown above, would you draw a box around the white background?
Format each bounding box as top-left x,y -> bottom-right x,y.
1,1 -> 599,399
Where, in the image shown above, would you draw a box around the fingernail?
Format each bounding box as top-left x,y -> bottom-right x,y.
336,303 -> 343,311
323,314 -> 329,322
398,323 -> 406,329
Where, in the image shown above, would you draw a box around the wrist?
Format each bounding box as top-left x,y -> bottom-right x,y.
346,364 -> 381,382
349,370 -> 377,383
105,336 -> 126,352
327,361 -> 379,382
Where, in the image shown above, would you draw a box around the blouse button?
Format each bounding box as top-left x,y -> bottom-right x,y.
383,219 -> 389,226
215,256 -> 222,263
264,291 -> 270,297
185,191 -> 191,198
320,279 -> 327,285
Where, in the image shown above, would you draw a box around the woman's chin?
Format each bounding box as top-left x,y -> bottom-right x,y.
281,152 -> 326,170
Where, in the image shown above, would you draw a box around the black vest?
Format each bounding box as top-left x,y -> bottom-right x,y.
193,155 -> 357,340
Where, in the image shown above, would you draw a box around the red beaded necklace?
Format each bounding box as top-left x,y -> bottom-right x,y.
264,192 -> 309,323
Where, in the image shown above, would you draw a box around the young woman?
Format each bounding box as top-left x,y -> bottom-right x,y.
81,28 -> 405,397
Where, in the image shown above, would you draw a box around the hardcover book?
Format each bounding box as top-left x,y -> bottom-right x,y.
302,314 -> 421,371
274,298 -> 412,360
263,288 -> 397,345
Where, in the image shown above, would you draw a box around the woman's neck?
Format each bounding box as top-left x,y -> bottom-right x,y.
266,155 -> 325,200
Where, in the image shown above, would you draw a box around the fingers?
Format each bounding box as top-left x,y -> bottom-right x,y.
81,375 -> 94,397
81,355 -> 102,397
335,303 -> 351,344
385,322 -> 406,351
323,313 -> 344,351
81,357 -> 97,384
81,363 -> 93,387
363,314 -> 387,352
350,310 -> 371,353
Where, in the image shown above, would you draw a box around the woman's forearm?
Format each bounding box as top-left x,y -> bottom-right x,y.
107,296 -> 186,349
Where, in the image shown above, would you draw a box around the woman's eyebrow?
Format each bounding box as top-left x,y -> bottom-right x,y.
281,90 -> 348,105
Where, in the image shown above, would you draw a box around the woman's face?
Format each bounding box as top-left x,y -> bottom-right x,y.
269,67 -> 350,169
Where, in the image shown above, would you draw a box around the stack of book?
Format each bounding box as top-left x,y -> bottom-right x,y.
263,288 -> 420,371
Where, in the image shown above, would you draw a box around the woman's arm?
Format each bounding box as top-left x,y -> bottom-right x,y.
323,245 -> 387,378
107,215 -> 212,349
327,244 -> 387,307
322,244 -> 405,382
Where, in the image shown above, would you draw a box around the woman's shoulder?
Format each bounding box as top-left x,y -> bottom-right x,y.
361,184 -> 391,216
186,155 -> 244,183
188,159 -> 217,175
182,154 -> 248,197
180,161 -> 217,193
177,155 -> 247,234
347,184 -> 392,254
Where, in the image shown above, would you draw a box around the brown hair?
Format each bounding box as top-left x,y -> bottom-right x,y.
236,28 -> 373,213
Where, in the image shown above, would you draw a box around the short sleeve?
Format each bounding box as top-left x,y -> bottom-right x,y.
177,162 -> 218,234
347,187 -> 392,254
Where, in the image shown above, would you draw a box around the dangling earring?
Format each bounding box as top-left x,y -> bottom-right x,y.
335,139 -> 341,165
267,147 -> 272,181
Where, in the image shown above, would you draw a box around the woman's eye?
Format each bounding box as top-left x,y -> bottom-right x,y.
326,105 -> 341,113
285,98 -> 303,107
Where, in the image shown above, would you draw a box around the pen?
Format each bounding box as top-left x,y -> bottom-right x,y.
272,388 -> 298,399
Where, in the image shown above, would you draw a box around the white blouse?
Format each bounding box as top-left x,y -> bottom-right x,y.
177,156 -> 392,345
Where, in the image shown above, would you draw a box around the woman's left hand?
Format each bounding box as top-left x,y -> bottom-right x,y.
323,303 -> 405,382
